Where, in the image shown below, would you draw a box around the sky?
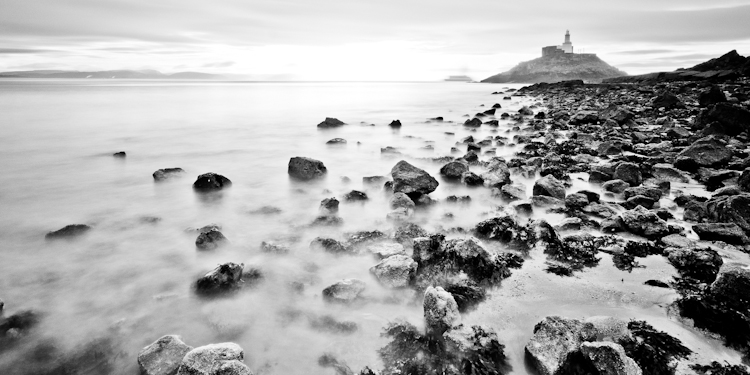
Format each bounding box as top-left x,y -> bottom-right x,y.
1,0 -> 750,81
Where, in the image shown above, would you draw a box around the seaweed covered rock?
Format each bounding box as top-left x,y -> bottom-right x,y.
579,341 -> 642,375
616,320 -> 691,375
138,335 -> 193,375
196,263 -> 244,295
288,157 -> 327,180
391,160 -> 439,198
667,248 -> 723,283
473,215 -> 536,251
176,342 -> 252,375
193,173 -> 232,191
525,316 -> 596,375
619,206 -> 671,239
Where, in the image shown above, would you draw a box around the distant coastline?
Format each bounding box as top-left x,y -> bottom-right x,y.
0,69 -> 233,80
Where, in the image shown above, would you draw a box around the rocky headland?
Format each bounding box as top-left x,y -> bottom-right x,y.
481,53 -> 626,84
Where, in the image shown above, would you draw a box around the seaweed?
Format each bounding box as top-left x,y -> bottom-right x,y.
691,361 -> 750,375
617,320 -> 692,375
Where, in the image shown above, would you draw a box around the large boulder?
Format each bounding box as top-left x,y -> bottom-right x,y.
525,316 -> 596,375
391,160 -> 439,198
322,279 -> 366,303
389,192 -> 415,211
193,173 -> 232,191
317,117 -> 345,128
153,168 -> 186,182
667,248 -> 723,283
482,158 -> 512,188
692,223 -> 750,245
698,86 -> 727,107
533,175 -> 566,200
176,343 -> 252,375
599,104 -> 635,125
288,157 -> 327,180
45,224 -> 91,240
710,263 -> 750,311
439,161 -> 469,179
652,91 -> 682,109
138,335 -> 193,375
652,164 -> 689,183
705,193 -> 750,233
739,168 -> 750,192
370,255 -> 417,288
675,136 -> 733,169
423,286 -> 460,336
613,163 -> 642,187
619,206 -> 671,239
579,342 -> 642,375
196,263 -> 244,295
699,103 -> 750,136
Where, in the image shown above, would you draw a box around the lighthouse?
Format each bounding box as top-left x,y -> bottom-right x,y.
561,30 -> 574,53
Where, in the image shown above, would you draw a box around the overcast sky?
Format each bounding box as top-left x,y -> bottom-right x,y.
1,0 -> 750,80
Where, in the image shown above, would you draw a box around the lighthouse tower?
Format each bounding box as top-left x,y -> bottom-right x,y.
561,30 -> 574,53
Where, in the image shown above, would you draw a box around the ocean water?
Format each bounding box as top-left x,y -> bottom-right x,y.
0,80 -> 743,374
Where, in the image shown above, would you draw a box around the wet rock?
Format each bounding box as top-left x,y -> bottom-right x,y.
153,168 -> 186,181
446,195 -> 471,203
579,341 -> 642,375
343,190 -> 368,201
394,222 -> 429,247
739,168 -> 750,192
693,223 -> 750,245
326,138 -> 347,144
464,118 -> 482,127
322,279 -> 366,303
389,192 -> 415,211
532,195 -> 564,208
443,279 -> 486,313
613,162 -> 642,187
620,206 -> 671,239
474,215 -> 536,250
602,179 -> 630,194
461,171 -> 484,186
391,160 -> 439,198
569,111 -> 600,125
288,157 -> 327,180
623,187 -> 663,202
518,106 -> 533,116
565,193 -> 589,210
617,320 -> 691,375
644,280 -> 671,288
389,119 -> 402,128
482,158 -> 512,188
45,224 -> 91,240
439,161 -> 469,179
370,255 -> 417,288
0,310 -> 39,342
533,175 -> 566,200
705,193 -> 750,233
196,229 -> 227,250
525,316 -> 596,375
661,234 -> 696,249
363,175 -> 387,186
652,90 -> 682,109
196,263 -> 244,295
320,197 -> 339,214
423,286 -> 460,336
318,354 -> 354,375
675,136 -> 733,169
366,242 -> 406,259
310,237 -> 348,254
317,117 -> 345,128
193,173 -> 232,191
699,103 -> 750,136
599,104 -> 635,125
113,151 -> 126,157
699,86 -> 728,107
691,362 -> 750,375
598,141 -> 626,156
624,195 -> 656,209
311,215 -> 344,226
346,230 -> 387,247
498,183 -> 526,201
652,163 -> 689,183
259,241 -> 289,254
667,248 -> 723,283
710,263 -> 750,311
176,342 -> 251,375
138,335 -> 193,375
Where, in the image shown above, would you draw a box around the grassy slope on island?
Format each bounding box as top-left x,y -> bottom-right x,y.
482,54 -> 627,84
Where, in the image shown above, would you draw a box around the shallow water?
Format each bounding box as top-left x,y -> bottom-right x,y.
0,80 -> 744,374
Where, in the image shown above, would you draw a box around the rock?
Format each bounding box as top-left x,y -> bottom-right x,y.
196,230 -> 227,250
176,343 -> 251,375
343,190 -> 368,201
439,161 -> 469,179
326,138 -> 347,144
464,118 -> 482,127
317,117 -> 345,128
389,120 -> 402,128
482,158 -> 512,188
0,310 -> 39,338
499,183 -> 526,201
623,187 -> 662,201
652,90 -> 682,109
196,263 -> 244,295
565,193 -> 589,210
138,335 -> 193,375
602,180 -> 630,194
579,341 -> 642,375
423,286 -> 460,336
620,206 -> 671,239
311,215 -> 344,227
652,164 -> 689,183
599,104 -> 635,125
153,168 -> 186,181
710,263 -> 750,310
518,106 -> 533,116
613,162 -> 642,187
699,103 -> 750,136
113,151 -> 126,157
320,197 -> 339,214
739,168 -> 750,192
693,223 -> 750,245
525,316 -> 596,375
569,111 -> 600,125
598,141 -> 625,156
370,255 -> 417,288
391,160 -> 439,198
667,248 -> 723,283
193,173 -> 231,191
366,243 -> 406,259
661,234 -> 697,249
699,86 -> 727,107
389,192 -> 415,211
310,237 -> 347,254
676,136 -> 733,169
533,175 -> 566,200
288,157 -> 327,180
45,224 -> 91,240
460,171 -> 484,186
705,193 -> 750,233
394,223 -> 429,246
322,279 -> 366,303
259,241 -> 289,254
363,176 -> 387,186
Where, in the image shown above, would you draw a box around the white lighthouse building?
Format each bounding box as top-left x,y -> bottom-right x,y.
561,30 -> 573,53
541,30 -> 576,56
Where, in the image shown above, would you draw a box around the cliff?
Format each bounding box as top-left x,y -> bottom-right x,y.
481,54 -> 626,84
604,50 -> 750,83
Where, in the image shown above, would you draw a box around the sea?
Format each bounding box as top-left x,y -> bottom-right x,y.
0,80 -> 742,374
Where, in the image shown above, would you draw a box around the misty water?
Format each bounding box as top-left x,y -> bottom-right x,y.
0,80 -> 744,374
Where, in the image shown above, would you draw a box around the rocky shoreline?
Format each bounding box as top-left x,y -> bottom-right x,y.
2,68 -> 750,374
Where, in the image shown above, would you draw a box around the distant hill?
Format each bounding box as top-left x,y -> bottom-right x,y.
604,50 -> 750,83
481,54 -> 626,84
0,69 -> 229,79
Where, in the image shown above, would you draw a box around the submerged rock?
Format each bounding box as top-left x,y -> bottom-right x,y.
317,117 -> 345,128
193,173 -> 232,191
288,157 -> 327,180
320,197 -> 339,214
45,224 -> 91,240
310,237 -> 348,254
196,229 -> 228,250
176,342 -> 252,375
138,335 -> 193,375
322,279 -> 366,303
343,190 -> 368,201
153,168 -> 186,181
391,160 -> 439,198
196,263 -> 244,295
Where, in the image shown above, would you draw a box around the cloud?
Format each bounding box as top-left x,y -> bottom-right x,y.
612,49 -> 676,55
0,48 -> 53,54
202,61 -> 235,68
